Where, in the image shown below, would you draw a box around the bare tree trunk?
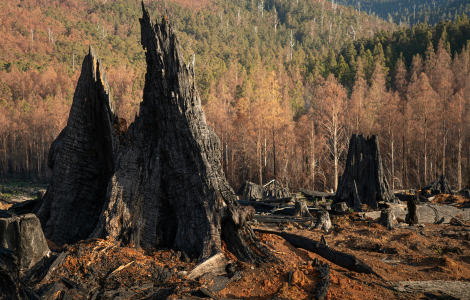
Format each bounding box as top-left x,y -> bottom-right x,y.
403,135 -> 407,188
25,141 -> 29,181
310,120 -> 316,190
458,131 -> 462,191
258,129 -> 262,185
264,136 -> 267,168
391,135 -> 394,190
424,117 -> 427,185
333,121 -> 338,191
442,118 -> 447,177
273,123 -> 276,179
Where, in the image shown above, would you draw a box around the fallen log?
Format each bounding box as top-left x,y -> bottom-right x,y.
392,280 -> 470,300
0,213 -> 50,275
39,251 -> 68,284
257,197 -> 293,204
237,200 -> 276,212
254,215 -> 315,224
299,188 -> 334,199
272,206 -> 322,216
188,253 -> 229,279
253,229 -> 377,276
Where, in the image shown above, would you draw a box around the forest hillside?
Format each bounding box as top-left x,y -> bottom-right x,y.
1,0 -> 470,193
337,0 -> 470,26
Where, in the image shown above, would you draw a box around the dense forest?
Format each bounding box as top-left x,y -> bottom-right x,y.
1,0 -> 470,194
337,0 -> 470,26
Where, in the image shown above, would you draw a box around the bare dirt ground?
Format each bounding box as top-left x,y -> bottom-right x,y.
3,187 -> 468,299
31,207 -> 470,300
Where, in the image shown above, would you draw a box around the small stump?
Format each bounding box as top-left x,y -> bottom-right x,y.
311,209 -> 332,232
294,200 -> 313,218
379,208 -> 396,229
0,213 -> 50,274
335,202 -> 348,213
406,196 -> 420,225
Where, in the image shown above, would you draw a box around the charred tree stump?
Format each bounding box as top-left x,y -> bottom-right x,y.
36,4 -> 276,266
335,202 -> 348,213
310,209 -> 332,232
406,196 -> 420,225
263,180 -> 290,200
294,200 -> 313,218
238,181 -> 264,201
0,249 -> 39,300
314,263 -> 330,300
335,134 -> 396,210
378,208 -> 396,229
422,175 -> 453,195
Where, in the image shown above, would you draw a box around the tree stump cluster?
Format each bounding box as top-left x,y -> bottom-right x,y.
236,180 -> 290,201
35,4 -> 275,265
237,181 -> 265,201
422,175 -> 453,195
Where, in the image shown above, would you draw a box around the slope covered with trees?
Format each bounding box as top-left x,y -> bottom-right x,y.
0,0 -> 392,183
1,0 -> 470,194
336,0 -> 470,26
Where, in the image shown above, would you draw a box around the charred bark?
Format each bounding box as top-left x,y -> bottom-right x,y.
36,47 -> 118,246
314,263 -> 330,300
254,229 -> 377,275
238,181 -> 264,201
378,208 -> 396,229
335,134 -> 396,210
406,196 -> 420,225
237,180 -> 289,201
422,175 -> 453,195
312,209 -> 332,232
37,4 -> 275,265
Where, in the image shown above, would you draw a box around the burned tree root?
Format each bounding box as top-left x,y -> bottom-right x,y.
254,229 -> 380,276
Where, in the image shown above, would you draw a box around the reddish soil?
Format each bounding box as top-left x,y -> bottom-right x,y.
33,214 -> 470,299
431,193 -> 470,208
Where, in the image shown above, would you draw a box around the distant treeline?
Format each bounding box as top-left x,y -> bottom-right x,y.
336,0 -> 470,26
1,0 -> 470,193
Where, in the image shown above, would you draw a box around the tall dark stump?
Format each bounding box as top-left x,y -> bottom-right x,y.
36,47 -> 119,245
36,3 -> 275,265
334,134 -> 396,210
